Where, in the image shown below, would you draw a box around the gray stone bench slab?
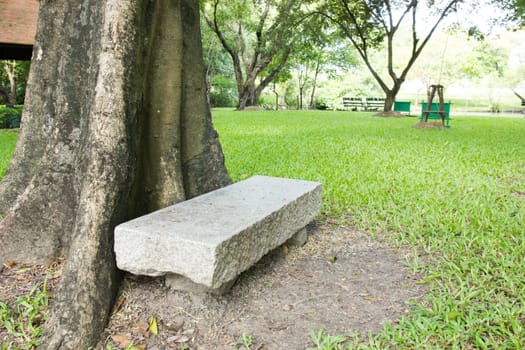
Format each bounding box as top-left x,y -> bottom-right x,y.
114,175 -> 322,293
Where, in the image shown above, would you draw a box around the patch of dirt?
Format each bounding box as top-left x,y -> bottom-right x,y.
96,223 -> 427,349
0,260 -> 62,347
412,121 -> 447,129
0,223 -> 427,349
373,111 -> 405,117
240,106 -> 266,111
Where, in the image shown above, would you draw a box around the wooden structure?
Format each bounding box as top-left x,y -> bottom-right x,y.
342,97 -> 386,111
419,102 -> 451,127
0,0 -> 39,60
365,97 -> 385,111
343,97 -> 363,111
422,84 -> 448,127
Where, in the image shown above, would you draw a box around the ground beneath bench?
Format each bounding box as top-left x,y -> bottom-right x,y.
0,222 -> 427,349
96,222 -> 427,349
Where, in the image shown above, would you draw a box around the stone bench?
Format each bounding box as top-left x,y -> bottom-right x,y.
114,175 -> 322,294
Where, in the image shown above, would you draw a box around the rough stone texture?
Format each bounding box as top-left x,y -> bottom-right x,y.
164,273 -> 237,294
286,227 -> 308,246
114,175 -> 322,291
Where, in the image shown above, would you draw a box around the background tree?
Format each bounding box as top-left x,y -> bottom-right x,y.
291,41 -> 358,109
0,60 -> 30,105
318,0 -> 464,112
201,20 -> 238,107
492,0 -> 525,27
289,22 -> 329,110
0,0 -> 230,348
202,0 -> 309,109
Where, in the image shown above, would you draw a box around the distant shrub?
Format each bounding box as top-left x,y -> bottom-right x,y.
315,99 -> 329,110
209,75 -> 237,107
210,91 -> 236,107
0,105 -> 23,128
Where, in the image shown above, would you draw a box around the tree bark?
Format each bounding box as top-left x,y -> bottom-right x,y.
0,0 -> 230,348
308,56 -> 321,109
382,80 -> 402,112
384,92 -> 396,112
238,78 -> 259,110
3,61 -> 17,106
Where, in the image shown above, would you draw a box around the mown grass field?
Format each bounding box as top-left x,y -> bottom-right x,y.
0,130 -> 17,179
1,110 -> 525,349
213,110 -> 525,349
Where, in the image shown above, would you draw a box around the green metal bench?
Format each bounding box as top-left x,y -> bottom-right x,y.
420,102 -> 451,127
394,101 -> 411,115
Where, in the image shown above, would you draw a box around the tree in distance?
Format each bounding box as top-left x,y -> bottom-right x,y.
0,60 -> 30,105
202,0 -> 311,110
0,0 -> 230,348
318,0 -> 464,112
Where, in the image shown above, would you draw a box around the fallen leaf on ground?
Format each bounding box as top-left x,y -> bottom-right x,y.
112,296 -> 126,314
167,335 -> 190,343
133,322 -> 150,337
148,315 -> 158,335
111,334 -> 131,348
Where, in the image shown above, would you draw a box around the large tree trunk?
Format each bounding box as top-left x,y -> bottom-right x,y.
383,82 -> 401,112
237,80 -> 258,110
308,56 -> 321,110
0,0 -> 230,348
384,92 -> 396,112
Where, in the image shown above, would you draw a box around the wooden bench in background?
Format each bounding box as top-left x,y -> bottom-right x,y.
343,97 -> 364,111
365,97 -> 385,111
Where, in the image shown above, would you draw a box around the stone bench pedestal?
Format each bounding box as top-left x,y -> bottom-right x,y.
164,227 -> 308,294
114,175 -> 322,294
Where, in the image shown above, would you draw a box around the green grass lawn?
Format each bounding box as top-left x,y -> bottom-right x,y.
1,111 -> 525,348
0,130 -> 17,179
213,110 -> 525,349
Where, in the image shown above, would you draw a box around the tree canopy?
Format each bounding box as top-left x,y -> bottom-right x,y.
197,0 -> 524,111
492,0 -> 525,27
202,0 -> 312,109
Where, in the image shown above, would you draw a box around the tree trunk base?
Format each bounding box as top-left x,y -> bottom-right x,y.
0,0 -> 230,348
